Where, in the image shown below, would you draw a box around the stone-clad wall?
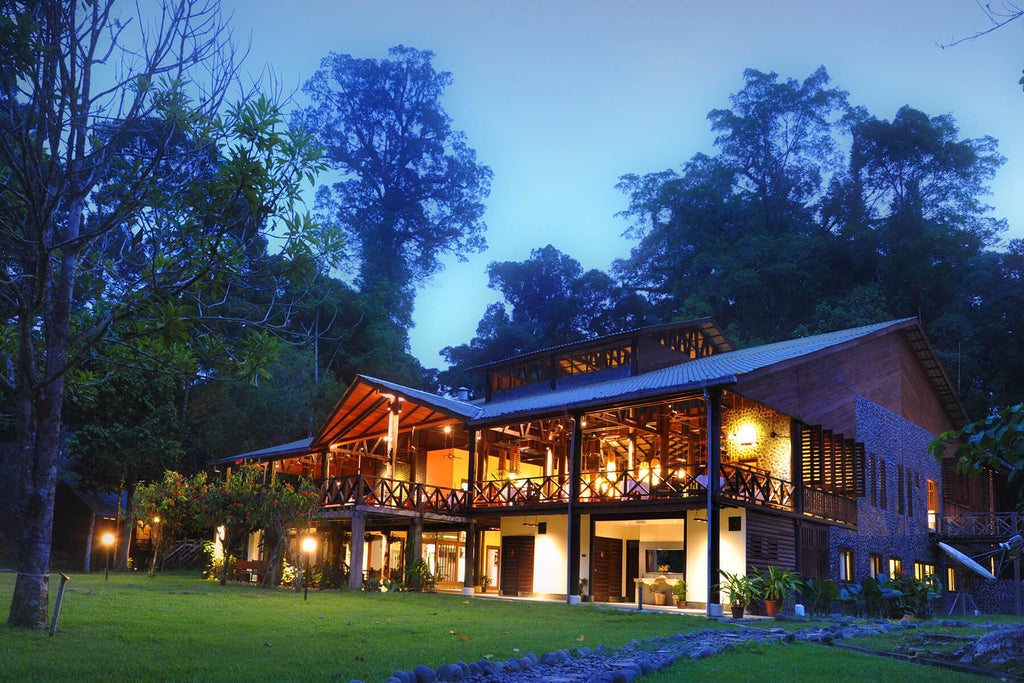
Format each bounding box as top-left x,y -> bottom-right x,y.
830,396 -> 941,580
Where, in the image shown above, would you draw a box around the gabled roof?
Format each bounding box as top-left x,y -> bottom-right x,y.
312,375 -> 478,448
216,317 -> 967,462
473,318 -> 925,424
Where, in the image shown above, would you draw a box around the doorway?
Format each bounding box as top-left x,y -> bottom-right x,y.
500,536 -> 534,596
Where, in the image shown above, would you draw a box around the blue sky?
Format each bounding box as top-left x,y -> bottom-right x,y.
225,0 -> 1024,368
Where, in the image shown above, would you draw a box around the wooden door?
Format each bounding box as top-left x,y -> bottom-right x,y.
592,536 -> 623,601
500,536 -> 534,596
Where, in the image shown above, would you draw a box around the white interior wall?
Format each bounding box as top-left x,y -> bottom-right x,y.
686,508 -> 746,603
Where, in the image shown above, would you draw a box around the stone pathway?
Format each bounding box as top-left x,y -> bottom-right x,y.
373,617 -> 983,683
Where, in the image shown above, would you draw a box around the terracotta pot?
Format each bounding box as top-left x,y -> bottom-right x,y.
654,592 -> 667,606
765,599 -> 782,618
676,599 -> 686,608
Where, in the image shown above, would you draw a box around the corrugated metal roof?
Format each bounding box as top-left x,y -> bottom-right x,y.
474,318 -> 911,423
214,317 -> 966,464
210,437 -> 314,465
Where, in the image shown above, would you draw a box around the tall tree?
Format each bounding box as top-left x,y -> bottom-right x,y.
0,1 -> 325,629
441,245 -> 652,393
616,68 -> 851,345
295,45 -> 492,331
708,66 -> 850,236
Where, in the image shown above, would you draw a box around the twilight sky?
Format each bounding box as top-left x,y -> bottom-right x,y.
223,0 -> 1024,368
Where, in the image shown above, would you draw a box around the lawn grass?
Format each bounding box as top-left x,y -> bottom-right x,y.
0,571 -> 724,682
0,571 -> 1009,682
641,639 -> 991,682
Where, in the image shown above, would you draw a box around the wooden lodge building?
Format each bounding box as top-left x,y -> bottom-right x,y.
218,317 -> 1009,612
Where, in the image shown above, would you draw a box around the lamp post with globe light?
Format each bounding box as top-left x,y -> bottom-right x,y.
101,532 -> 115,580
301,536 -> 317,601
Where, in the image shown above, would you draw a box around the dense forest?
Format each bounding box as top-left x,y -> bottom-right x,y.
1,0 -> 1022,628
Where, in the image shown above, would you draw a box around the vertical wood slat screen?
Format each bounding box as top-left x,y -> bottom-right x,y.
798,424 -> 865,497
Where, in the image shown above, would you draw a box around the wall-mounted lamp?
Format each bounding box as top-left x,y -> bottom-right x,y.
737,423 -> 757,446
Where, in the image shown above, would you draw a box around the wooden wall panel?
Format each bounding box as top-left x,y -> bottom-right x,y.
799,522 -> 830,579
738,330 -> 952,436
746,511 -> 796,571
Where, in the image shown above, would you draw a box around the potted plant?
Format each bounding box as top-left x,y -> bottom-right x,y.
716,569 -> 762,618
759,566 -> 802,618
478,574 -> 492,594
649,575 -> 672,605
672,578 -> 687,608
579,577 -> 590,602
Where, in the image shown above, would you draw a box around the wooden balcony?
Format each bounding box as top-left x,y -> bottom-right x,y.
941,511 -> 1024,539
469,463 -> 858,526
321,475 -> 469,514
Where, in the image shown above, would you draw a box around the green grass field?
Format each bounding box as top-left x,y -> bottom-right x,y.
0,571 -> 1004,682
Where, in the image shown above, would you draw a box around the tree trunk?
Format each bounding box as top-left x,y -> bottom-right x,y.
84,496 -> 97,573
117,488 -> 135,571
8,386 -> 64,629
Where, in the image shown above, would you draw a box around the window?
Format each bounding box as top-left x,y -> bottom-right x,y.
947,566 -> 958,592
869,553 -> 883,578
839,548 -> 854,582
889,557 -> 903,577
927,479 -> 939,531
914,562 -> 935,581
876,462 -> 884,509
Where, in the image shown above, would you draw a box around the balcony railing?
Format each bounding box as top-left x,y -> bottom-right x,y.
941,511 -> 1024,538
720,465 -> 794,510
319,466 -> 858,525
802,486 -> 858,525
475,475 -> 570,507
321,475 -> 469,514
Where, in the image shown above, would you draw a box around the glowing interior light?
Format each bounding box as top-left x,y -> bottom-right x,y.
737,423 -> 757,446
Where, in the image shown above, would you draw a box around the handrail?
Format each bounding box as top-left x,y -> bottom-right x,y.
320,475 -> 468,514
319,466 -> 857,525
941,511 -> 1023,538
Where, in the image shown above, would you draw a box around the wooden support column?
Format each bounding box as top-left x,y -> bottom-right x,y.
792,422 -> 805,575
567,412 -> 583,604
409,515 -> 423,565
706,387 -> 723,615
462,519 -> 476,596
387,398 -> 401,477
466,428 -> 477,505
348,509 -> 366,591
463,428 -> 478,596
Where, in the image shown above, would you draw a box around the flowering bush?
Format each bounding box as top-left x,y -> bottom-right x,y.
134,463 -> 320,585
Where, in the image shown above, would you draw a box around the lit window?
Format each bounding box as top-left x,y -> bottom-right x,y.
947,566 -> 958,592
839,549 -> 854,582
914,562 -> 935,581
889,557 -> 903,577
869,553 -> 883,578
927,480 -> 939,531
